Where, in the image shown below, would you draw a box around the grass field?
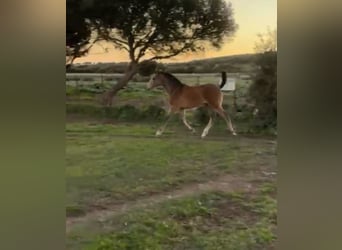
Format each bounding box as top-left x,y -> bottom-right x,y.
66,121 -> 277,249
66,72 -> 276,249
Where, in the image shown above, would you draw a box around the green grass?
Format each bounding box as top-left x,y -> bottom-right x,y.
66,122 -> 276,249
66,122 -> 275,213
66,125 -> 234,212
65,73 -> 276,249
67,188 -> 276,250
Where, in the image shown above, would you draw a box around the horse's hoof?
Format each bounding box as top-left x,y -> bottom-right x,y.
191,129 -> 196,134
155,130 -> 163,136
227,128 -> 237,136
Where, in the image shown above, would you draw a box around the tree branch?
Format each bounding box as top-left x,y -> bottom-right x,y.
66,36 -> 101,65
133,27 -> 154,50
146,43 -> 192,61
107,36 -> 128,45
98,27 -> 130,51
127,34 -> 136,62
135,29 -> 160,61
107,37 -> 129,52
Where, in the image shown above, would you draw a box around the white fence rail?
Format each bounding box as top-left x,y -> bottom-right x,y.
66,73 -> 242,78
66,73 -> 248,89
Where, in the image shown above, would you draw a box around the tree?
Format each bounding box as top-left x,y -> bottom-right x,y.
66,0 -> 91,66
254,27 -> 277,53
249,28 -> 277,128
66,0 -> 105,67
90,0 -> 237,106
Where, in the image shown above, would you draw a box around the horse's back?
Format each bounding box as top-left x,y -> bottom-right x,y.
183,83 -> 220,93
199,83 -> 221,92
197,84 -> 222,100
177,84 -> 222,108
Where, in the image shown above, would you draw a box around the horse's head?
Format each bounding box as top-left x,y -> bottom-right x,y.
147,72 -> 164,89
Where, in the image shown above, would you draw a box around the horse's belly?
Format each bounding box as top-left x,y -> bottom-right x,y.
170,87 -> 208,109
184,107 -> 199,111
181,100 -> 207,109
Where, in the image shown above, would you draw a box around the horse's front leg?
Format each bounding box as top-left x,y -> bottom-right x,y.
181,110 -> 196,133
156,107 -> 175,136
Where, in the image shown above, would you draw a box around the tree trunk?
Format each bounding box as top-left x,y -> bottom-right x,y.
102,62 -> 138,106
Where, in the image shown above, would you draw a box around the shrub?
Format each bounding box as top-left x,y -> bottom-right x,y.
117,105 -> 142,121
66,104 -> 105,117
142,105 -> 166,121
248,51 -> 277,129
138,60 -> 157,76
66,104 -> 168,122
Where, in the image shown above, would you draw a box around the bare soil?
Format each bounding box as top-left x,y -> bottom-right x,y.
66,170 -> 276,233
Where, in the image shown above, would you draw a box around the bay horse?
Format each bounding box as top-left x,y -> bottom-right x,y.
147,72 -> 237,138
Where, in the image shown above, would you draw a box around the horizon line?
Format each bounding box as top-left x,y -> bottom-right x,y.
74,52 -> 258,65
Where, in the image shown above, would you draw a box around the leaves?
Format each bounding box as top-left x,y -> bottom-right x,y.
249,51 -> 277,128
66,0 -> 94,63
90,0 -> 237,62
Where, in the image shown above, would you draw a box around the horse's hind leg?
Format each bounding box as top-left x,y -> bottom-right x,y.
201,115 -> 213,138
200,107 -> 215,138
181,110 -> 196,133
214,107 -> 237,136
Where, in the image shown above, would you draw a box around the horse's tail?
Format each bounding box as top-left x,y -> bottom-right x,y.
219,71 -> 227,89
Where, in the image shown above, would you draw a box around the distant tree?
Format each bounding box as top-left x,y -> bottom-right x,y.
138,60 -> 158,76
201,62 -> 212,73
155,62 -> 167,72
91,0 -> 238,106
187,65 -> 196,73
254,27 -> 277,53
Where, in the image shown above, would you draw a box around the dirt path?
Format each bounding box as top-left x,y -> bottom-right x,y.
66,172 -> 275,233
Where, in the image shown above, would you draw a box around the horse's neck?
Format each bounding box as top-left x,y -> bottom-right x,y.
163,81 -> 181,96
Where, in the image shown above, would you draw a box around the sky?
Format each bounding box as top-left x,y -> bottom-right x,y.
75,0 -> 277,63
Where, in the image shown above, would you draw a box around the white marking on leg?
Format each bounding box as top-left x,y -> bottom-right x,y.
216,108 -> 237,136
156,129 -> 163,136
228,122 -> 237,136
182,110 -> 196,133
201,117 -> 213,138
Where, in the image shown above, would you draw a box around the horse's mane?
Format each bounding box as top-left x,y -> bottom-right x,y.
159,72 -> 183,86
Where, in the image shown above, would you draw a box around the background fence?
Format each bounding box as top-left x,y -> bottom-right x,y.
66,73 -> 251,87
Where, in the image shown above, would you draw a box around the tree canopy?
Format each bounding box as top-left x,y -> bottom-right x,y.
91,0 -> 237,63
66,0 -> 93,65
